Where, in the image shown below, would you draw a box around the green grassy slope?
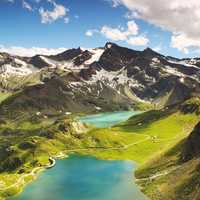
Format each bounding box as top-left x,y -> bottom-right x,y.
135,135 -> 200,200
135,98 -> 200,200
85,109 -> 199,163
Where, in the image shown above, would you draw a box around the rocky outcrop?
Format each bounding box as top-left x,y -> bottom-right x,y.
181,122 -> 200,162
49,47 -> 83,61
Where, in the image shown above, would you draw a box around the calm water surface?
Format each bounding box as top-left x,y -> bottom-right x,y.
11,156 -> 148,200
79,111 -> 141,128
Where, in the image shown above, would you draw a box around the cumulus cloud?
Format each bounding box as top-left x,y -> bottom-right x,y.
100,21 -> 139,41
171,34 -> 200,54
86,20 -> 148,46
39,1 -> 68,24
5,0 -> 70,24
0,45 -> 67,57
110,0 -> 200,53
127,36 -> 149,46
101,26 -> 128,41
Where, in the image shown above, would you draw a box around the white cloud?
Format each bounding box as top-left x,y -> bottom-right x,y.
85,30 -> 94,37
110,0 -> 200,53
0,45 -> 67,57
100,21 -> 138,41
22,0 -> 33,11
5,0 -> 70,24
126,20 -> 139,35
86,20 -> 148,46
85,29 -> 98,37
39,2 -> 69,24
101,26 -> 128,41
100,21 -> 148,46
127,36 -> 149,46
171,34 -> 200,54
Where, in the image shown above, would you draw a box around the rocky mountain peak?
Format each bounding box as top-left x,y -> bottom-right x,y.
104,42 -> 117,49
49,47 -> 83,62
142,47 -> 162,58
28,55 -> 50,69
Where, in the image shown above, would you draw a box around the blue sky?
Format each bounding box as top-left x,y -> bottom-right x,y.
0,0 -> 200,58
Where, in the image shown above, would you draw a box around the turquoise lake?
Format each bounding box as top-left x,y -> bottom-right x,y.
11,111 -> 148,200
79,111 -> 141,128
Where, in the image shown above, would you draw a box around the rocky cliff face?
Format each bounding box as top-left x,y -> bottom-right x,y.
182,121 -> 200,162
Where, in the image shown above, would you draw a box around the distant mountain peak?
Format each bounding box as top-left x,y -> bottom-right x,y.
104,42 -> 118,49
142,47 -> 163,58
143,47 -> 158,54
144,47 -> 154,51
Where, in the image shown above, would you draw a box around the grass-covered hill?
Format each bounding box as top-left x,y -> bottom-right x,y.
135,98 -> 200,200
87,98 -> 199,163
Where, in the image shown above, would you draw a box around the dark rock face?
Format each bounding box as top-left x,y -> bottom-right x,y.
182,122 -> 200,162
180,99 -> 200,115
79,67 -> 96,80
29,55 -> 50,69
73,50 -> 92,66
49,48 -> 83,61
166,82 -> 192,106
98,42 -> 140,71
87,43 -> 199,104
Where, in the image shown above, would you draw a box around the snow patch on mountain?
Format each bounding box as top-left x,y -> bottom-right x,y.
88,67 -> 144,90
0,64 -> 35,77
85,48 -> 104,65
167,59 -> 199,69
39,56 -> 57,68
164,65 -> 186,77
14,58 -> 27,67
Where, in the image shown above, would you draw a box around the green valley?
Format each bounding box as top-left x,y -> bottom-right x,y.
0,93 -> 199,200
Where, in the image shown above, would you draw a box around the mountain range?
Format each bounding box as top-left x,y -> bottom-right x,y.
0,42 -> 200,117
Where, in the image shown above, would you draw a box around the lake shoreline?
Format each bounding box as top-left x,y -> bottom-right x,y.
10,154 -> 148,200
6,147 -> 146,200
4,111 -> 148,200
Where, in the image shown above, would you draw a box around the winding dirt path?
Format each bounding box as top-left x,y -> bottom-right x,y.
135,126 -> 193,182
136,166 -> 181,182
